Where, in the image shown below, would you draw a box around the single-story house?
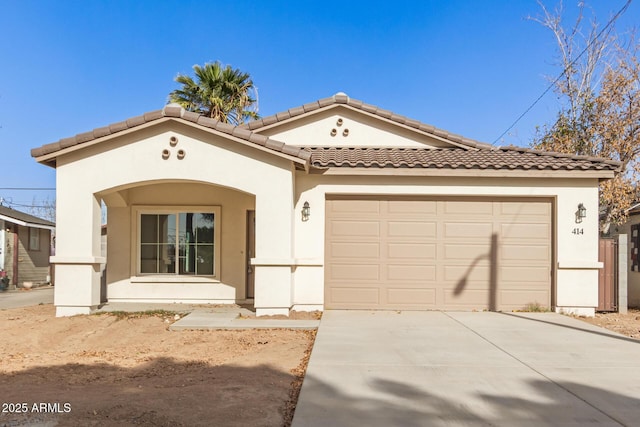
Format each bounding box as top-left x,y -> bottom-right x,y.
0,205 -> 55,289
31,93 -> 620,317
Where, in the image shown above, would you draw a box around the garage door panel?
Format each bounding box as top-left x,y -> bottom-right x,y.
329,242 -> 379,258
387,201 -> 437,214
329,264 -> 380,280
444,201 -> 493,215
444,289 -> 489,306
329,287 -> 380,304
501,266 -> 550,282
387,264 -> 436,281
329,200 -> 380,215
500,223 -> 550,240
444,222 -> 493,238
501,244 -> 550,262
330,221 -> 379,238
387,221 -> 436,238
325,198 -> 552,311
501,290 -> 549,306
444,265 -> 489,282
387,288 -> 436,304
500,202 -> 550,216
444,244 -> 491,260
388,243 -> 436,259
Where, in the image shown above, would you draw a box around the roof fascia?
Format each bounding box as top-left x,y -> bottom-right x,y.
34,117 -> 308,168
0,214 -> 55,230
34,118 -> 174,165
308,167 -> 616,179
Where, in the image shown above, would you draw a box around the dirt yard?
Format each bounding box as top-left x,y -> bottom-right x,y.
1,304 -> 638,427
577,308 -> 640,339
0,305 -> 315,427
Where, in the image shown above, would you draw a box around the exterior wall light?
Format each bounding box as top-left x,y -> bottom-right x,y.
576,203 -> 587,223
302,201 -> 311,222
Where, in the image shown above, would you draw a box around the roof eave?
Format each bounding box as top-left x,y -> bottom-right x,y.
308,166 -> 617,179
33,117 -> 174,166
0,214 -> 55,230
33,117 -> 310,168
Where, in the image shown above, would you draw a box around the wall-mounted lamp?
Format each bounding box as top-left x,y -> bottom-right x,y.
302,201 -> 311,222
575,203 -> 587,223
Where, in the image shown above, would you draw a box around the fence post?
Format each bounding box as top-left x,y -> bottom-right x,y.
618,234 -> 628,314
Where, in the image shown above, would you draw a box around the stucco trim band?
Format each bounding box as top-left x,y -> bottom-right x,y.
50,256 -> 106,264
557,261 -> 604,269
251,258 -> 323,266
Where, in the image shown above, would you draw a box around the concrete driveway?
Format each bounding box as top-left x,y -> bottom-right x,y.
293,311 -> 640,426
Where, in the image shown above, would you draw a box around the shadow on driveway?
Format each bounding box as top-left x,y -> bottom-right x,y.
294,373 -> 635,426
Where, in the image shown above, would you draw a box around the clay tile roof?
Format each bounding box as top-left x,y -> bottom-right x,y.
306,147 -> 621,172
30,94 -> 622,175
31,104 -> 310,165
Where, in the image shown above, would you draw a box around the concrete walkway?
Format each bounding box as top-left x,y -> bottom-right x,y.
170,309 -> 320,330
293,310 -> 640,427
0,286 -> 53,309
95,302 -> 319,330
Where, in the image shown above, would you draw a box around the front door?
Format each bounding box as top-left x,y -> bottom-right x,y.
246,210 -> 256,299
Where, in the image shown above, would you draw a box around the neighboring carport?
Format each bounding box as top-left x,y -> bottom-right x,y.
293,311 -> 640,426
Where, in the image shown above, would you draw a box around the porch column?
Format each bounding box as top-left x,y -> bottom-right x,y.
252,189 -> 294,316
51,193 -> 104,316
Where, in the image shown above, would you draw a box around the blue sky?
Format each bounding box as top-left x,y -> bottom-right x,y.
0,0 -> 637,211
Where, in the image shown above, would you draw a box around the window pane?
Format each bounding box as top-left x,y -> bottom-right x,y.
178,212 -> 215,275
140,244 -> 157,273
196,244 -> 214,275
140,213 -> 176,273
179,243 -> 196,274
29,228 -> 40,251
140,215 -> 157,243
159,244 -> 175,273
195,213 -> 214,243
141,214 -> 175,244
160,214 -> 175,245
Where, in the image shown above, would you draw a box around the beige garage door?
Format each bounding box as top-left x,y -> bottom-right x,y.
325,197 -> 552,311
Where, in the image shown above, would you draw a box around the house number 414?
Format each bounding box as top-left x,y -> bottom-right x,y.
572,228 -> 584,235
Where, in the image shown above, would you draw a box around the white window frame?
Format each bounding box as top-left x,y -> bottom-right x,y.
134,206 -> 221,280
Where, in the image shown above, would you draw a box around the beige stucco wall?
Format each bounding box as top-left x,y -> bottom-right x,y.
52,120 -> 295,316
260,106 -> 453,148
290,173 -> 602,315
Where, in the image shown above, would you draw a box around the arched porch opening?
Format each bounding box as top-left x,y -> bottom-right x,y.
98,180 -> 256,304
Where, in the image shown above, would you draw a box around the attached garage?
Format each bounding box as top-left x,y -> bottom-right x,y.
325,196 -> 552,311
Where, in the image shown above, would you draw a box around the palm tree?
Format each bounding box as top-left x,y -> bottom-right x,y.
169,61 -> 258,125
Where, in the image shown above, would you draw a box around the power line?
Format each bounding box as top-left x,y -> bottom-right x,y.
0,187 -> 55,190
492,0 -> 633,145
3,201 -> 55,209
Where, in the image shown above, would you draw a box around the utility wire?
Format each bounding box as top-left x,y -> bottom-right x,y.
3,201 -> 55,209
0,187 -> 55,190
492,0 -> 633,145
